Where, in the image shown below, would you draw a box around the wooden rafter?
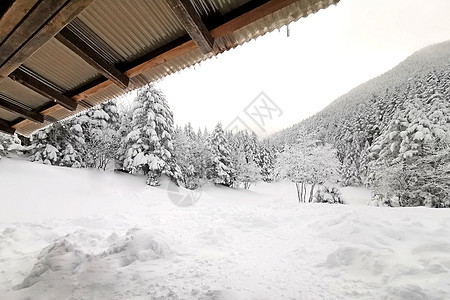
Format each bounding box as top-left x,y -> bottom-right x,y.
9,69 -> 78,111
0,118 -> 15,135
0,0 -> 96,82
11,0 -> 311,132
0,96 -> 44,123
166,0 -> 214,54
55,28 -> 130,89
0,0 -> 67,68
0,0 -> 39,45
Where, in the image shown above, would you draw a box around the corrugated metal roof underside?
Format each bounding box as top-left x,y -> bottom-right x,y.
0,77 -> 50,108
140,0 -> 340,85
191,0 -> 251,18
0,107 -> 20,122
77,0 -> 187,63
23,39 -> 102,92
13,104 -> 87,134
13,0 -> 339,135
214,0 -> 336,52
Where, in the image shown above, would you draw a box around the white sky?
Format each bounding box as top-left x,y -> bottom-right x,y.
151,0 -> 450,136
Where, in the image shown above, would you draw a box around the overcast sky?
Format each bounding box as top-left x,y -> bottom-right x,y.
152,0 -> 450,136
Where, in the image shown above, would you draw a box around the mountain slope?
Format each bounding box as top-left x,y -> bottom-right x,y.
324,40 -> 450,115
271,41 -> 450,206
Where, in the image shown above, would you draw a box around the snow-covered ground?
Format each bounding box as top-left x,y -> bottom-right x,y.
0,158 -> 449,300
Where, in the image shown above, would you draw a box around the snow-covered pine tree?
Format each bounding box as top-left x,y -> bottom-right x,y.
229,131 -> 262,189
192,127 -> 212,183
56,120 -> 85,168
123,85 -> 181,186
367,78 -> 450,207
116,105 -> 133,170
258,141 -> 276,182
207,123 -> 234,186
0,134 -> 9,159
29,122 -> 70,165
174,126 -> 201,189
181,123 -> 212,188
78,100 -> 121,170
0,140 -> 4,159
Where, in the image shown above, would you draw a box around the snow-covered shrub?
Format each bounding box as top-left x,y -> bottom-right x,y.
368,192 -> 392,207
276,132 -> 340,203
234,156 -> 261,189
314,186 -> 345,204
0,133 -> 23,159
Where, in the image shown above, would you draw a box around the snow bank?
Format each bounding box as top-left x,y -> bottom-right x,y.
315,208 -> 450,299
14,239 -> 87,290
102,227 -> 171,267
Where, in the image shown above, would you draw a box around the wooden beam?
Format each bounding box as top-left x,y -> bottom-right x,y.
166,0 -> 214,54
0,118 -> 15,135
9,69 -> 77,111
55,28 -> 130,89
0,0 -> 67,67
0,0 -> 96,82
0,96 -> 44,123
0,0 -> 39,45
210,0 -> 299,38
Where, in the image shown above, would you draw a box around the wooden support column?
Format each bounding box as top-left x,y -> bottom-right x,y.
166,0 -> 214,54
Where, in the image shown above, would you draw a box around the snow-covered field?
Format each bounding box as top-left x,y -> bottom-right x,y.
0,158 -> 449,300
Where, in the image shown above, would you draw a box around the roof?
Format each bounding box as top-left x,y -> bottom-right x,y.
0,0 -> 339,136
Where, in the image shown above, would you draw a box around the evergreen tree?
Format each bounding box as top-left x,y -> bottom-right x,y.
123,85 -> 181,186
258,142 -> 276,182
29,123 -> 69,165
207,123 -> 234,186
230,131 -> 262,189
116,107 -> 133,170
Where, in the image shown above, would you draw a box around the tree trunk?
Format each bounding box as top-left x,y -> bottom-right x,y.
295,182 -> 302,202
309,183 -> 316,203
302,183 -> 307,203
301,182 -> 304,203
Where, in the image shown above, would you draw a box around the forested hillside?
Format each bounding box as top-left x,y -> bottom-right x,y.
271,41 -> 450,207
